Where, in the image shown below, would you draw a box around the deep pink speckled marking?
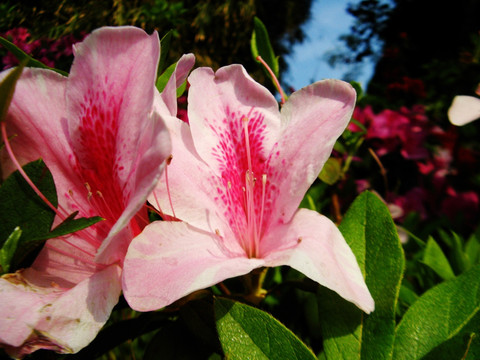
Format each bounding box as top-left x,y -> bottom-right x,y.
209,106 -> 279,257
72,81 -> 126,225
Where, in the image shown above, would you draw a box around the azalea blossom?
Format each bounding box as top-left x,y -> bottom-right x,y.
0,27 -> 193,357
123,65 -> 375,313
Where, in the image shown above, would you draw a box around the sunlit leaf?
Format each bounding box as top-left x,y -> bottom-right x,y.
0,227 -> 21,274
318,157 -> 342,185
0,59 -> 26,122
156,61 -> 186,97
393,264 -> 480,360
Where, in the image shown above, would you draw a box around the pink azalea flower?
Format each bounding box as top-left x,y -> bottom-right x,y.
0,27 -> 193,357
123,65 -> 375,314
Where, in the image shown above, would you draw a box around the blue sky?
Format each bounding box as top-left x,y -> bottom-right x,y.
284,0 -> 375,90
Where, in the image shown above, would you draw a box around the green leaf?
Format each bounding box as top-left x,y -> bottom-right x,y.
451,232 -> 472,272
0,160 -> 57,269
393,264 -> 480,360
251,17 -> 279,78
318,191 -> 405,360
158,30 -> 173,75
35,212 -> 103,242
318,157 -> 342,185
0,227 -> 21,273
397,284 -> 419,316
214,298 -> 316,360
422,236 -> 456,280
156,62 -> 176,93
0,36 -> 68,76
0,59 -> 26,122
465,233 -> 480,265
0,160 -> 100,271
350,80 -> 364,100
156,61 -> 186,97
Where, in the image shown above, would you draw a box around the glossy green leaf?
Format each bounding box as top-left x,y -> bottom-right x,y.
0,227 -> 21,273
215,298 -> 316,360
0,59 -> 26,122
251,17 -> 279,78
318,157 -> 342,185
393,264 -> 480,360
0,36 -> 68,76
318,191 -> 405,360
423,236 -> 455,280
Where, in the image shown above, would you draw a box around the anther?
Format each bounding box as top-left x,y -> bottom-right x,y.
85,182 -> 93,199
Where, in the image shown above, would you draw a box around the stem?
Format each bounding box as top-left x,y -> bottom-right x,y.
368,147 -> 389,197
242,267 -> 268,305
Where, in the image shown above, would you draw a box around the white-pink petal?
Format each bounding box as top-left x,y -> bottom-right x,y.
0,264 -> 121,357
159,53 -> 195,116
448,95 -> 480,126
263,208 -> 374,313
123,221 -> 264,311
269,80 -> 356,223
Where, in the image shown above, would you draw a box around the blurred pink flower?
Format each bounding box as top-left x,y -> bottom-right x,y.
441,188 -> 479,224
352,105 -> 429,159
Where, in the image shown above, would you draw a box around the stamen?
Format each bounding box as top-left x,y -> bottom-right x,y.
95,190 -> 117,222
85,182 -> 93,200
242,117 -> 253,173
1,122 -> 68,220
61,237 -> 96,258
45,242 -> 104,268
257,174 -> 267,244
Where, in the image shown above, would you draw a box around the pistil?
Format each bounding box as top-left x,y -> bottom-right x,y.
241,116 -> 267,258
